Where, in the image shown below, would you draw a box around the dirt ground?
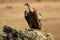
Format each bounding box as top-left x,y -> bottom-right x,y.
0,1 -> 60,40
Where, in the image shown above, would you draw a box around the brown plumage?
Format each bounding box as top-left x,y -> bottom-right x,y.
24,3 -> 42,30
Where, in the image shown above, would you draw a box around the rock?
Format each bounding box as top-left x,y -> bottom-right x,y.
0,26 -> 53,40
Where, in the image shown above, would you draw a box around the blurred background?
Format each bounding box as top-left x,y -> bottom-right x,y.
0,0 -> 60,40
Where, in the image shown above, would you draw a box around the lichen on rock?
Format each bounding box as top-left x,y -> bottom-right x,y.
0,26 -> 53,40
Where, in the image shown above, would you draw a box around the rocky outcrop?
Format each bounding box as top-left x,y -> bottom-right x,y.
0,26 -> 53,40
